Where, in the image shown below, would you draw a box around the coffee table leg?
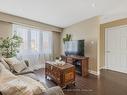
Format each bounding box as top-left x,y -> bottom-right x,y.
73,81 -> 76,86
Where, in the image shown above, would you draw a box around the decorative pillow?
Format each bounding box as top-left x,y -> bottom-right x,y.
4,57 -> 21,66
4,57 -> 22,72
12,61 -> 27,73
0,57 -> 10,70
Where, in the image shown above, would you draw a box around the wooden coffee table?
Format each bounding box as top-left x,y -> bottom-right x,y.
45,61 -> 75,88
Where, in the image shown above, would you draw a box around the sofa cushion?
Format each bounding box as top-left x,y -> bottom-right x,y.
0,83 -> 30,95
0,63 -> 17,83
17,76 -> 46,94
23,73 -> 39,81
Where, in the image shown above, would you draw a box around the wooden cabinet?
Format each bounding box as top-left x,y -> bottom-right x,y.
61,55 -> 89,77
45,62 -> 75,88
66,57 -> 73,63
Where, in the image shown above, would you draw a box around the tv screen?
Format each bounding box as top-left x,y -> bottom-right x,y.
64,40 -> 85,56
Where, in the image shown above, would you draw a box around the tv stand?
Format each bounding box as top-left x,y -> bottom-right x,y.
61,55 -> 89,77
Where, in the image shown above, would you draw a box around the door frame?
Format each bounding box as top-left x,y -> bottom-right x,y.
105,28 -> 109,69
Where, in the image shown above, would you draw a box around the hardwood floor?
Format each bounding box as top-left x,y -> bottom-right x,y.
35,69 -> 127,95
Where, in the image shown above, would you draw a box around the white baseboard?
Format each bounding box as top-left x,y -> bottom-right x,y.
88,70 -> 100,76
99,66 -> 106,70
102,67 -> 127,74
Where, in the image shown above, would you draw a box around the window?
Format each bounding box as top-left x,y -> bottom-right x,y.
13,24 -> 53,55
13,24 -> 53,68
30,29 -> 40,51
42,31 -> 52,54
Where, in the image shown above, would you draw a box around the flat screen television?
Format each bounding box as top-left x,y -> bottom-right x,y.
64,40 -> 85,56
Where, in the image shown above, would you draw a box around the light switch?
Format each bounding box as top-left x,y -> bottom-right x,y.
91,41 -> 94,44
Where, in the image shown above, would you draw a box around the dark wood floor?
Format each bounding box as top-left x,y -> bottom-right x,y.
35,69 -> 127,95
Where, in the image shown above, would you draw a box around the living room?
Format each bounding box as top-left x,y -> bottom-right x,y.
0,0 -> 127,95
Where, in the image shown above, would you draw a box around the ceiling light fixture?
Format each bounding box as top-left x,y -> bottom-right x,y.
92,3 -> 95,7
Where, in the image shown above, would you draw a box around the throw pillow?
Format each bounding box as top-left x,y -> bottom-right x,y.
4,57 -> 21,66
13,61 -> 27,73
4,57 -> 24,72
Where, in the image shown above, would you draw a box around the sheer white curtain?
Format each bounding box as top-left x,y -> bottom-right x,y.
13,24 -> 53,69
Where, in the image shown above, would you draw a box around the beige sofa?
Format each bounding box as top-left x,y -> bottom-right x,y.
0,60 -> 64,95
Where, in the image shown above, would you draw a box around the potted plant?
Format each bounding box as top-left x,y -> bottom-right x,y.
63,34 -> 71,44
0,35 -> 23,58
63,34 -> 72,56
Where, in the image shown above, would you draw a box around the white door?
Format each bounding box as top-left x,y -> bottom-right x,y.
105,25 -> 127,73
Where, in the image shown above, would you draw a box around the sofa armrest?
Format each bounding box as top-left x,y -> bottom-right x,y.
44,86 -> 64,95
14,71 -> 34,75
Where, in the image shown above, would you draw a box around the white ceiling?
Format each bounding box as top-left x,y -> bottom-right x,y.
0,0 -> 126,28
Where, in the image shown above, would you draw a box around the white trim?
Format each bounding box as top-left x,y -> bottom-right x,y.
100,13 -> 127,24
89,70 -> 100,76
105,68 -> 127,74
99,66 -> 106,70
